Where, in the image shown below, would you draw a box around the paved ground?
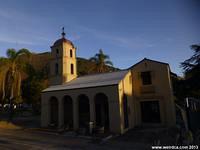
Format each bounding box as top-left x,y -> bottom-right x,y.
0,114 -> 177,150
0,128 -> 152,150
0,114 -> 150,149
0,129 -> 90,150
0,113 -> 179,149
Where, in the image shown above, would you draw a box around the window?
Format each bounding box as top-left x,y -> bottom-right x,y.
55,63 -> 59,75
56,49 -> 59,54
70,49 -> 73,57
71,64 -> 74,74
141,71 -> 152,85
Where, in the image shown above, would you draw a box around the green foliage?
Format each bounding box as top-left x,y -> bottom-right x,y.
77,57 -> 117,76
21,64 -> 48,113
89,49 -> 114,73
22,78 -> 46,104
77,57 -> 93,76
0,48 -> 31,104
174,44 -> 200,102
181,44 -> 200,72
15,96 -> 23,104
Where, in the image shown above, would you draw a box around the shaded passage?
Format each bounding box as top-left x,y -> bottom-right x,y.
49,97 -> 59,127
63,95 -> 73,129
78,94 -> 90,128
95,93 -> 109,131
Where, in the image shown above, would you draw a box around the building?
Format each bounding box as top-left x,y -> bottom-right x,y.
41,30 -> 176,134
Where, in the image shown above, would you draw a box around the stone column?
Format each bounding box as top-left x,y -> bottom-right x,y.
89,96 -> 95,134
89,96 -> 95,123
58,98 -> 64,129
41,94 -> 49,127
73,97 -> 79,130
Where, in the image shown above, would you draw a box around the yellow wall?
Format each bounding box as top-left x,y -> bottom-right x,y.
130,59 -> 176,126
41,85 -> 122,133
118,71 -> 134,133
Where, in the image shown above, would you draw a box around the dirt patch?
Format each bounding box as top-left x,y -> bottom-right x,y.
0,121 -> 22,129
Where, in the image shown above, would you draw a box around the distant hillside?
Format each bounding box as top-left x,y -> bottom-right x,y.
27,52 -> 119,77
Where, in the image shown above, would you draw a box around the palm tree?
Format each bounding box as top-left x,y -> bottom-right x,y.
0,48 -> 31,120
89,49 -> 113,73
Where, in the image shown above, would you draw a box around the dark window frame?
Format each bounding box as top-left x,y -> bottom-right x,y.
70,49 -> 73,57
55,63 -> 59,75
56,49 -> 59,54
141,71 -> 152,85
71,64 -> 74,74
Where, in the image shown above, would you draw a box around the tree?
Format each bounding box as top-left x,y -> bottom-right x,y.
21,64 -> 48,114
0,48 -> 31,120
181,44 -> 200,72
180,44 -> 200,98
89,49 -> 113,73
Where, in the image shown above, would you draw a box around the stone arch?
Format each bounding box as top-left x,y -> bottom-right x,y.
78,94 -> 90,128
94,93 -> 109,131
63,95 -> 73,129
49,96 -> 59,127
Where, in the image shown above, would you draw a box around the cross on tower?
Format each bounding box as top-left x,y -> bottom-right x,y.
62,27 -> 66,38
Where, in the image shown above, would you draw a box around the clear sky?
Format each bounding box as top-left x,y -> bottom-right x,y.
0,0 -> 199,75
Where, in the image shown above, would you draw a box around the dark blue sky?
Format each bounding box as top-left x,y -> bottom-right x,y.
0,0 -> 199,75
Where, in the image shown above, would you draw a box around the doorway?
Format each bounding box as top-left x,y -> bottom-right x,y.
140,101 -> 161,123
63,95 -> 73,129
95,93 -> 109,131
49,97 -> 58,127
123,94 -> 129,128
78,94 -> 90,128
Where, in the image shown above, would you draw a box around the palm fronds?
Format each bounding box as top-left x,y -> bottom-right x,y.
89,49 -> 113,73
0,48 -> 31,105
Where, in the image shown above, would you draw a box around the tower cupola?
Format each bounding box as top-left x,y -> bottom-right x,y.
49,27 -> 77,85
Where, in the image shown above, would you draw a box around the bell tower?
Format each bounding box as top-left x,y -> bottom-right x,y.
50,27 -> 77,85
